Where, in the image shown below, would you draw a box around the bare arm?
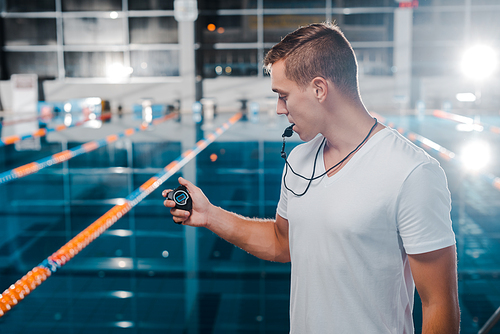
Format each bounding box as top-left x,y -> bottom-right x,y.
408,245 -> 460,334
163,177 -> 290,263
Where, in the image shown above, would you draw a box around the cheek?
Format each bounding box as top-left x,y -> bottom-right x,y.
286,98 -> 300,117
287,103 -> 306,123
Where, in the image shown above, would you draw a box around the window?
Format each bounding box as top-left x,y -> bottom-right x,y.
263,15 -> 326,43
6,52 -> 58,78
413,12 -> 464,42
64,17 -> 125,45
130,50 -> 180,77
128,0 -> 174,10
62,0 -> 122,11
201,15 -> 258,44
202,49 -> 258,78
264,0 -> 324,9
355,48 -> 393,75
412,45 -> 459,76
6,0 -> 55,12
129,17 -> 178,44
3,18 -> 57,46
418,0 -> 464,6
342,14 -> 393,42
199,0 -> 257,10
64,52 -> 124,77
471,10 -> 500,41
344,13 -> 388,26
471,0 -> 499,4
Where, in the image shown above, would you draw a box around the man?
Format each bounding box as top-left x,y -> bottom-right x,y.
164,22 -> 460,333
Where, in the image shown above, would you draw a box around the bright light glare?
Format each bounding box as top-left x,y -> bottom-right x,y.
111,291 -> 133,299
456,93 -> 476,102
461,45 -> 497,80
85,97 -> 102,106
64,114 -> 72,126
109,11 -> 118,19
107,229 -> 133,237
461,141 -> 491,171
144,106 -> 153,123
115,321 -> 134,328
106,63 -> 133,79
64,103 -> 72,112
456,123 -> 484,132
115,198 -> 126,205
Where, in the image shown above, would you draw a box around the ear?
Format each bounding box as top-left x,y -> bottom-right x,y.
311,77 -> 328,103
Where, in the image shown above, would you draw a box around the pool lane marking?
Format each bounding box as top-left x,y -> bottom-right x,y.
1,114 -> 114,147
0,113 -> 178,185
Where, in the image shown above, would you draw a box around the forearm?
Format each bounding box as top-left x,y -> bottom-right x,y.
205,205 -> 290,263
421,301 -> 460,334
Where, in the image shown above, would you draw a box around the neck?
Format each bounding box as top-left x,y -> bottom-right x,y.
321,100 -> 377,154
321,115 -> 379,177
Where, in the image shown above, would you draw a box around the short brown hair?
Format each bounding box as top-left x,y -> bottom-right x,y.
264,22 -> 359,98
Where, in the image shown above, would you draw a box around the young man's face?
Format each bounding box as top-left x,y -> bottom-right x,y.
270,60 -> 320,142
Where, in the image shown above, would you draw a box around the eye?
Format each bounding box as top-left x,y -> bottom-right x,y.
278,95 -> 287,102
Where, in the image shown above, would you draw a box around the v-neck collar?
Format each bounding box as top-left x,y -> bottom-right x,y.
317,127 -> 391,184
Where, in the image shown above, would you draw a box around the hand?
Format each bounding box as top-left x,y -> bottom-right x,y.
162,177 -> 212,227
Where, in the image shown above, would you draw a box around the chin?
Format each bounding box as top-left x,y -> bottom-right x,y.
298,133 -> 312,142
301,132 -> 321,142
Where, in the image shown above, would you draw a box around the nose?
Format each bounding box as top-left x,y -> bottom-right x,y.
276,98 -> 288,116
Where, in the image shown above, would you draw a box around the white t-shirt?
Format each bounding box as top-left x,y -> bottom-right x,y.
277,127 -> 456,333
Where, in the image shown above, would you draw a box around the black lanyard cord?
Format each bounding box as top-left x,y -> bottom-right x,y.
283,118 -> 378,197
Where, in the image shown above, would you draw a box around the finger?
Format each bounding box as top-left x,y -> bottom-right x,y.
170,208 -> 190,218
162,189 -> 173,197
164,199 -> 176,207
172,216 -> 185,225
171,210 -> 189,224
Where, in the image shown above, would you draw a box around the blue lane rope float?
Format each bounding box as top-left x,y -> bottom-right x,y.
372,112 -> 500,192
0,113 -> 179,185
0,112 -> 242,317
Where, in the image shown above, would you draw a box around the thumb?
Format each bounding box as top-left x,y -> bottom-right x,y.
178,176 -> 194,192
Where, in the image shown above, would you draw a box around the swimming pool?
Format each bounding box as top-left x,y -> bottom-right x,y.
0,111 -> 499,333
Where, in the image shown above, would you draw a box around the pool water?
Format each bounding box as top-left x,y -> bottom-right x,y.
0,112 -> 499,333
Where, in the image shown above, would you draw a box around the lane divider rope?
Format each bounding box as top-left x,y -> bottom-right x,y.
0,112 -> 242,318
432,109 -> 500,135
1,114 -> 111,147
2,114 -> 53,127
0,113 -> 178,185
372,112 -> 500,192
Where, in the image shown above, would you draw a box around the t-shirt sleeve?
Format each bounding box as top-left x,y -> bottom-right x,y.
276,165 -> 288,220
396,161 -> 456,254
